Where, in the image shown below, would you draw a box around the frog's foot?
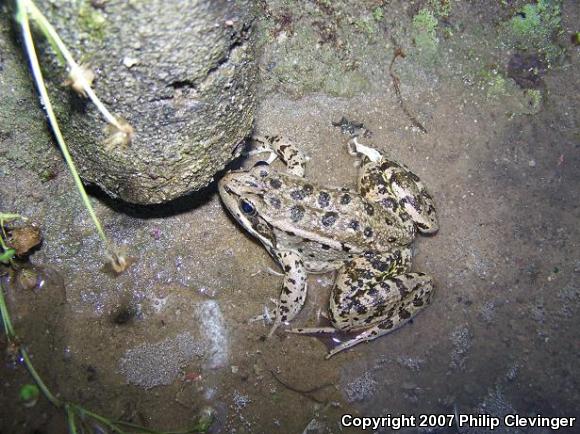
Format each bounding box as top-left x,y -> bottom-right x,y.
347,137 -> 383,163
248,299 -> 277,324
324,325 -> 389,359
287,327 -> 337,335
254,135 -> 307,177
267,250 -> 308,337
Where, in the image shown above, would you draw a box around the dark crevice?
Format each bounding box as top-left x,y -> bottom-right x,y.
169,79 -> 197,89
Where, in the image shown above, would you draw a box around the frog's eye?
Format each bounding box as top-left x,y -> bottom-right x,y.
240,199 -> 256,216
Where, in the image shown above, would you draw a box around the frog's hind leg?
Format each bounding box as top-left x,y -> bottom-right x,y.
268,250 -> 308,337
253,135 -> 307,177
359,158 -> 438,234
324,272 -> 434,358
326,273 -> 433,359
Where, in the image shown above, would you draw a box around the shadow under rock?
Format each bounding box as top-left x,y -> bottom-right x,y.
85,152 -> 249,220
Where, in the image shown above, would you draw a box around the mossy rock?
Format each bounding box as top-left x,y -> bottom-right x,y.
411,8 -> 439,63
28,0 -> 257,204
501,0 -> 564,63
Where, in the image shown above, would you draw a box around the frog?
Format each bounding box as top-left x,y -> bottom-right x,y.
218,135 -> 438,358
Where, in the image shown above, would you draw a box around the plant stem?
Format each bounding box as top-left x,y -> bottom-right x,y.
16,0 -> 109,247
66,404 -> 79,434
1,276 -> 208,434
21,348 -> 63,407
19,0 -> 123,130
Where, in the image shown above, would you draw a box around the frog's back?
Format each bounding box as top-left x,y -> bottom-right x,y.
260,172 -> 414,253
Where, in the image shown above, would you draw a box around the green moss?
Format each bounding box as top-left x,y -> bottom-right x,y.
264,24 -> 370,97
412,8 -> 439,61
413,8 -> 438,34
478,68 -> 508,99
524,88 -> 543,113
372,7 -> 384,22
477,67 -> 544,114
78,2 -> 106,41
503,0 -> 563,62
428,0 -> 452,19
354,16 -> 378,36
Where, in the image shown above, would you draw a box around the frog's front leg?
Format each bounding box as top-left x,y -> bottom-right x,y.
253,135 -> 307,177
268,249 -> 308,336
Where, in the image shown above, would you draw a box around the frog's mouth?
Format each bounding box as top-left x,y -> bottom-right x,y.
218,171 -> 273,246
218,171 -> 266,203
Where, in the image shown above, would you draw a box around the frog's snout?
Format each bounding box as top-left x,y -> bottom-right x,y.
218,170 -> 265,198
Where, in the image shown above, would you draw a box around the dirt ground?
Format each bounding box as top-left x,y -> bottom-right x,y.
1,1 -> 579,433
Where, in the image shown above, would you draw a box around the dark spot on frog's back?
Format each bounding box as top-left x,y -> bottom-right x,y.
290,205 -> 305,222
348,219 -> 360,230
364,227 -> 373,238
321,211 -> 338,227
318,191 -> 331,208
380,319 -> 394,329
356,304 -> 368,314
340,193 -> 351,205
302,184 -> 314,195
290,189 -> 304,200
371,257 -> 389,272
269,197 -> 281,209
399,308 -> 411,319
340,242 -> 351,252
269,178 -> 282,189
364,203 -> 375,216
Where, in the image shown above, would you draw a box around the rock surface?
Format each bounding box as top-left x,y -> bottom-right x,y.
35,0 -> 257,204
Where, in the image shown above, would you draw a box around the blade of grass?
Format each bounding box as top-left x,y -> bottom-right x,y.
66,404 -> 79,434
19,0 -> 123,130
0,279 -> 16,338
20,348 -> 63,407
16,0 -> 108,247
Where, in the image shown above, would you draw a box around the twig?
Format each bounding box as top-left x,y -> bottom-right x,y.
389,47 -> 428,134
269,369 -> 333,404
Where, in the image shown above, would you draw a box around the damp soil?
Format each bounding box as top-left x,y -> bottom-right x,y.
1,1 -> 579,433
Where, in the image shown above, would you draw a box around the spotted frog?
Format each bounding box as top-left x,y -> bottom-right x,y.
218,136 -> 438,358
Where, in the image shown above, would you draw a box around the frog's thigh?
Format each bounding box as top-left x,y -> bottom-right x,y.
270,250 -> 308,335
327,272 -> 434,358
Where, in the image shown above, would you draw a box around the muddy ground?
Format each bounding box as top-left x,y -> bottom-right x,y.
1,1 -> 579,433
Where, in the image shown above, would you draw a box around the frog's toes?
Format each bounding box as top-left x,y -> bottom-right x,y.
286,327 -> 337,335
267,322 -> 281,337
347,138 -> 383,162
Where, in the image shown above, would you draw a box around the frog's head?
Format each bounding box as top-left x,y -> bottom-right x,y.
218,162 -> 275,246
